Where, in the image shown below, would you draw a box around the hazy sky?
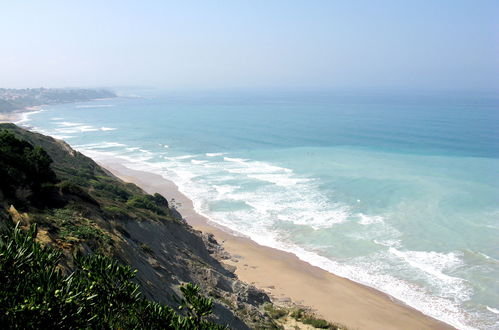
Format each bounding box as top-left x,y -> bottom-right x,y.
1,1 -> 498,91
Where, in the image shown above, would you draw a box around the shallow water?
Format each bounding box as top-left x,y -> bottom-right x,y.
22,90 -> 499,329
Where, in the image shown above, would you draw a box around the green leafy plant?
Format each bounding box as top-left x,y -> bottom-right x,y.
0,223 -> 226,329
178,283 -> 214,323
126,194 -> 167,215
0,130 -> 57,208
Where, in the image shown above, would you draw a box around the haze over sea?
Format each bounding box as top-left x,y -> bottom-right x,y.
22,90 -> 499,329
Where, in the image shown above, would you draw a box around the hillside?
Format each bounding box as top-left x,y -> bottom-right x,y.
0,123 -> 276,329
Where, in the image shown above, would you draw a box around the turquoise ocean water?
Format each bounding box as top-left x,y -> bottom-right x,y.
20,90 -> 499,329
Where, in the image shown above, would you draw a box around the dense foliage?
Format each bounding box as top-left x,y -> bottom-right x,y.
0,130 -> 58,208
0,223 -> 226,329
126,193 -> 169,215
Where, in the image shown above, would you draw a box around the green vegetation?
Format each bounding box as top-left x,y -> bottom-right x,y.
36,208 -> 112,250
289,308 -> 347,329
103,205 -> 129,219
0,223 -> 225,329
91,178 -> 131,201
126,194 -> 168,215
0,130 -> 58,208
0,127 -> 176,225
263,302 -> 288,319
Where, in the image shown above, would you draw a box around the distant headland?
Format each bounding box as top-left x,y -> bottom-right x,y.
0,88 -> 116,114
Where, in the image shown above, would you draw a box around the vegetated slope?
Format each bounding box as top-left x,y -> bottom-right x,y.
0,123 -> 274,329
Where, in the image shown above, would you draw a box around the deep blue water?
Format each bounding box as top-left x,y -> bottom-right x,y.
21,90 -> 499,329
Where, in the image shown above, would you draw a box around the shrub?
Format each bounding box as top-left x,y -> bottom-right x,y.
59,223 -> 113,246
290,308 -> 344,329
103,205 -> 129,219
126,195 -> 165,215
153,193 -> 169,207
0,223 -> 226,329
263,303 -> 288,319
290,308 -> 305,319
92,181 -> 131,201
43,208 -> 113,249
302,317 -> 331,328
0,130 -> 57,207
58,180 -> 98,206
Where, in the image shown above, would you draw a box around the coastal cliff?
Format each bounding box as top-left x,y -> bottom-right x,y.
0,123 -> 275,328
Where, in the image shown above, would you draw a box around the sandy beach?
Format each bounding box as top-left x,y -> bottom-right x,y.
0,112 -> 21,123
99,159 -> 454,330
0,106 -> 41,124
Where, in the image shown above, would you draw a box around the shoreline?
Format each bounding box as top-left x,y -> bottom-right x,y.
99,159 -> 454,330
0,106 -> 42,124
0,96 -> 118,124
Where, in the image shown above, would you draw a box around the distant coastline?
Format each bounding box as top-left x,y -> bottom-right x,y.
0,88 -> 116,123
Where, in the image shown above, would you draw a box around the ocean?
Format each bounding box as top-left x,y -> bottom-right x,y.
20,90 -> 499,329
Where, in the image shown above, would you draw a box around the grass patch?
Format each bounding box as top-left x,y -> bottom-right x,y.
103,205 -> 129,219
91,179 -> 131,201
126,195 -> 166,215
263,303 -> 288,319
42,208 -> 113,249
289,308 -> 347,329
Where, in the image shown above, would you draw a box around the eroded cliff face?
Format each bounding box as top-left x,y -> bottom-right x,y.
0,124 -> 274,329
111,216 -> 272,329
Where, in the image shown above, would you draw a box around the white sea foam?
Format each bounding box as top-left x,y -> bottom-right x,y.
373,239 -> 402,248
476,252 -> 499,264
223,156 -> 248,163
75,104 -> 114,108
191,159 -> 209,165
50,121 -> 102,133
206,152 -> 225,157
58,121 -> 83,127
213,185 -> 237,196
75,142 -> 127,149
388,249 -> 464,281
225,161 -> 292,175
171,155 -> 196,160
164,156 -> 351,229
388,248 -> 471,303
357,213 -> 384,225
100,127 -> 117,131
247,173 -> 310,186
15,109 -> 45,125
487,306 -> 499,314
